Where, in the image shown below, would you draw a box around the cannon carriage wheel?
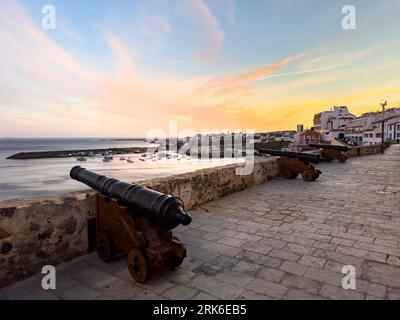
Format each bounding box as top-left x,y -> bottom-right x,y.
127,248 -> 150,283
302,169 -> 319,181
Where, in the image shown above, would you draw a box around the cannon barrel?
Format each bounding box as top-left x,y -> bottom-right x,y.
70,166 -> 191,230
309,144 -> 350,152
259,148 -> 320,163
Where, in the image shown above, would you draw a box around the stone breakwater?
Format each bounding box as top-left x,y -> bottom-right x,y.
0,158 -> 280,287
7,147 -> 149,159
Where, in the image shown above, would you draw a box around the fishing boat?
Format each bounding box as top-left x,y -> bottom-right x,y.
76,156 -> 87,161
119,156 -> 126,161
127,159 -> 134,164
102,155 -> 113,162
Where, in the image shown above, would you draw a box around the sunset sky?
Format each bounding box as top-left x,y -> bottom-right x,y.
1,0 -> 400,137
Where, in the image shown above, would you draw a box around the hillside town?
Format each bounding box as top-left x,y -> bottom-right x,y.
288,105 -> 400,151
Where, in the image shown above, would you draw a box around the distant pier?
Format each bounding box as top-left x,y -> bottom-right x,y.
7,147 -> 149,160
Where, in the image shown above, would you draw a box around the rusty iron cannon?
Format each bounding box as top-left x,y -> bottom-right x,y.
259,149 -> 321,181
70,166 -> 191,283
309,144 -> 350,163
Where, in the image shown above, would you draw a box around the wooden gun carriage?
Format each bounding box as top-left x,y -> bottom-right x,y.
259,149 -> 321,181
70,166 -> 191,283
309,144 -> 350,163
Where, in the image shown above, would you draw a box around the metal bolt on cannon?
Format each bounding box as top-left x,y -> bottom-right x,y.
70,166 -> 191,283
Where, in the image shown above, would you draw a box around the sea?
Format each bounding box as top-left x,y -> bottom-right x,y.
0,138 -> 241,201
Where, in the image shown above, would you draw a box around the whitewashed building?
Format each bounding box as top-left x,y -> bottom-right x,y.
386,115 -> 400,142
313,106 -> 356,142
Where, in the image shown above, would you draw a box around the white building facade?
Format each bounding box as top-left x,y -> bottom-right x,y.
313,106 -> 356,142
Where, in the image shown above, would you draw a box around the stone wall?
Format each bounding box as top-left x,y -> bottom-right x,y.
346,142 -> 391,157
0,157 -> 279,287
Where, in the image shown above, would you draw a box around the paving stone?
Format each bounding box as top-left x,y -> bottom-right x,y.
201,241 -> 241,257
387,288 -> 400,300
0,274 -> 42,299
232,261 -> 261,274
187,246 -> 220,262
189,275 -> 244,299
162,284 -> 198,300
58,284 -> 102,300
218,236 -> 247,248
18,289 -> 61,300
303,267 -> 343,286
99,279 -> 142,299
247,278 -> 287,299
258,238 -> 287,249
214,271 -> 254,288
70,266 -> 119,290
362,261 -> 400,288
132,290 -> 164,300
387,255 -> 400,267
192,292 -> 218,300
355,279 -> 387,299
269,249 -> 302,262
255,267 -> 286,283
281,274 -> 322,295
335,246 -> 387,263
238,290 -> 272,300
284,243 -> 315,255
319,284 -> 364,300
298,255 -> 326,268
284,289 -> 325,300
238,250 -> 283,268
279,261 -> 308,276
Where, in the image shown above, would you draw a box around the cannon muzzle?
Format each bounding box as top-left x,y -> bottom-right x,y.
70,166 -> 191,229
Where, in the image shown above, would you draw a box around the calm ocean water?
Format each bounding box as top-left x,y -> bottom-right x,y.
0,138 -> 240,201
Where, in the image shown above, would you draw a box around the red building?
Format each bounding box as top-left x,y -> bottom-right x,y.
291,129 -> 321,151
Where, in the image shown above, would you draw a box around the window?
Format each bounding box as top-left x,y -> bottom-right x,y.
376,133 -> 381,138
397,124 -> 400,130
397,133 -> 400,138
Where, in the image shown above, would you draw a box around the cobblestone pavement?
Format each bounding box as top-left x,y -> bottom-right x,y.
1,145 -> 400,300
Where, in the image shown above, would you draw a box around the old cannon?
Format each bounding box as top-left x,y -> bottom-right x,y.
309,144 -> 350,163
259,149 -> 321,181
70,166 -> 191,283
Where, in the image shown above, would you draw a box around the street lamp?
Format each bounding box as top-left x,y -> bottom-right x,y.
380,99 -> 387,154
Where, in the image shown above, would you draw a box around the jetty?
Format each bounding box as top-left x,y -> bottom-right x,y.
6,147 -> 149,160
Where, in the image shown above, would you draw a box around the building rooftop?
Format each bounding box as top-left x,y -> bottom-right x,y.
1,146 -> 400,300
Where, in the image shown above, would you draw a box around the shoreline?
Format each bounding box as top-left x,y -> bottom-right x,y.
6,147 -> 150,160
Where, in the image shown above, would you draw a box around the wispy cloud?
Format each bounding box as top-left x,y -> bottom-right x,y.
140,12 -> 172,46
176,0 -> 224,61
59,22 -> 84,42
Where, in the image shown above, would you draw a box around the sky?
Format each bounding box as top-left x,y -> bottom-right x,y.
1,0 -> 400,137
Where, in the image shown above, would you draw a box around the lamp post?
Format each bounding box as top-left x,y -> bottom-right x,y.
380,99 -> 387,154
